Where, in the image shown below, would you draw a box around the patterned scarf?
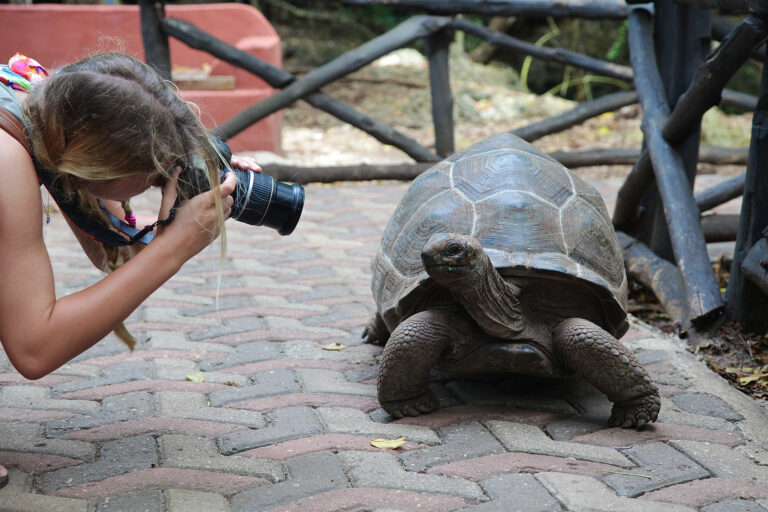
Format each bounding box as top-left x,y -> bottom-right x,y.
0,52 -> 49,91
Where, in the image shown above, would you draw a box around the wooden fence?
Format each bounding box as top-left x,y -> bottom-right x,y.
137,0 -> 768,333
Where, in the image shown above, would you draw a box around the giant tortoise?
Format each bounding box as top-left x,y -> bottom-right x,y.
363,133 -> 660,429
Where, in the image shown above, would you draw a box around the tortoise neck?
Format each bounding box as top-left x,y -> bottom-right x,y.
448,257 -> 524,339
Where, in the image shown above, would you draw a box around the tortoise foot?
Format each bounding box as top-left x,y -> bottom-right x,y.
362,314 -> 389,346
609,393 -> 661,430
380,390 -> 439,419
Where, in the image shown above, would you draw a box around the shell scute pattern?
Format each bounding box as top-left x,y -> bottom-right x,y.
372,132 -> 627,334
452,150 -> 574,208
473,191 -> 565,257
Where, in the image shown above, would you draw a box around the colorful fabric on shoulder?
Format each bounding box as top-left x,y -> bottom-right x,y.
0,52 -> 49,91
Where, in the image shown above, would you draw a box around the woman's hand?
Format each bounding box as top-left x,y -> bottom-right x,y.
230,154 -> 262,173
154,167 -> 237,263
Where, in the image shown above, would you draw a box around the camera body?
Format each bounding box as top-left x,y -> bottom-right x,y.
178,138 -> 305,236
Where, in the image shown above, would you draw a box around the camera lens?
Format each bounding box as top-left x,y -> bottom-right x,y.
229,169 -> 305,235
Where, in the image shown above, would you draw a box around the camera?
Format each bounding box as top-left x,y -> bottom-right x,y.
178,138 -> 305,236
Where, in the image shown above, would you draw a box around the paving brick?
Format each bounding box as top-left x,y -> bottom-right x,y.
159,434 -> 284,482
0,386 -> 98,414
0,469 -> 89,512
316,407 -> 441,445
294,368 -> 377,396
0,423 -> 96,461
208,369 -> 301,407
97,490 -> 165,512
165,489 -> 230,512
486,420 -> 633,467
460,473 -> 562,511
46,391 -> 155,437
260,488 -> 467,512
226,392 -> 379,413
145,330 -> 235,353
657,397 -> 736,431
671,392 -> 744,421
602,441 -> 710,497
60,417 -> 245,442
223,358 -> 355,376
536,472 -> 697,512
670,440 -> 768,480
199,342 -> 283,372
230,451 -> 348,511
700,499 -> 768,512
399,422 -> 505,472
152,359 -> 249,386
58,380 -> 227,401
38,435 -> 158,494
51,468 -> 266,499
157,391 -> 264,428
238,433 -> 423,460
218,406 -> 323,455
0,408 -> 76,423
641,478 -> 768,508
429,451 -> 636,481
281,340 -> 376,363
0,451 -> 84,473
50,361 -> 152,396
0,373 -> 82,387
338,450 -> 485,501
570,422 -> 745,447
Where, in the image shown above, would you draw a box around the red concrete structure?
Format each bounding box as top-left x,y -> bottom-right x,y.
0,3 -> 282,153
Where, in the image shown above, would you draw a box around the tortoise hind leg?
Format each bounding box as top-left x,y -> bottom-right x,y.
362,312 -> 390,346
377,310 -> 452,418
553,318 -> 660,429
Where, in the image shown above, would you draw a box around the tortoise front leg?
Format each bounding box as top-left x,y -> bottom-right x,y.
377,310 -> 451,418
553,318 -> 660,429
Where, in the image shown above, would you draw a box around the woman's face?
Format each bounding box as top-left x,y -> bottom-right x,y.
82,173 -> 163,201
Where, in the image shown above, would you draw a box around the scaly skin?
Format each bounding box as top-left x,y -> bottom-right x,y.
376,310 -> 451,418
553,318 -> 660,429
362,312 -> 390,346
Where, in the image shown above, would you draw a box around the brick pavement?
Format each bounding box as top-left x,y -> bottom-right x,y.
1,176 -> 767,511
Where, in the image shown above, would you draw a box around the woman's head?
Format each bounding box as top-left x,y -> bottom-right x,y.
24,52 -> 219,194
22,53 -> 228,350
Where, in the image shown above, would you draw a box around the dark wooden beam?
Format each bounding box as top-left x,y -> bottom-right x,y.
138,0 -> 171,80
162,17 -> 438,162
627,5 -> 724,324
214,15 -> 453,141
427,27 -> 455,157
335,0 -> 629,18
726,49 -> 768,332
454,18 -> 633,82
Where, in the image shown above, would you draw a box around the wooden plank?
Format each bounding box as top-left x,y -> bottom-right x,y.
427,28 -> 454,157
173,75 -> 236,90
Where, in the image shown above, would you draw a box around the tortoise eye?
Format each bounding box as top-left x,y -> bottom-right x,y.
444,244 -> 463,257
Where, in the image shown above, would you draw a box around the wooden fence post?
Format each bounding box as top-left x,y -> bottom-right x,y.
427,27 -> 455,157
138,0 -> 171,80
725,47 -> 768,331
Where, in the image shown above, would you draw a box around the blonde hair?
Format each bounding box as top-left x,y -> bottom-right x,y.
24,53 -> 228,350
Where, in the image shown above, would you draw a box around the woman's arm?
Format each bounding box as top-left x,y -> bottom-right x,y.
0,132 -> 235,379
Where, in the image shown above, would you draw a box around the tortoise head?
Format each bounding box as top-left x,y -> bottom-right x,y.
421,233 -> 486,285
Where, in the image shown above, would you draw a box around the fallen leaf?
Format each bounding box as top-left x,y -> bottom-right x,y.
370,437 -> 406,449
320,342 -> 346,351
185,373 -> 205,382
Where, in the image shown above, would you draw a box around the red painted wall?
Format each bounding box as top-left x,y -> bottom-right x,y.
0,4 -> 283,153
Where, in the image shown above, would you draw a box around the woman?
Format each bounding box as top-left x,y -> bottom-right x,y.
0,52 -> 260,488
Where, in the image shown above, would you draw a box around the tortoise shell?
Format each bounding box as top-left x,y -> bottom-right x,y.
371,133 -> 629,337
